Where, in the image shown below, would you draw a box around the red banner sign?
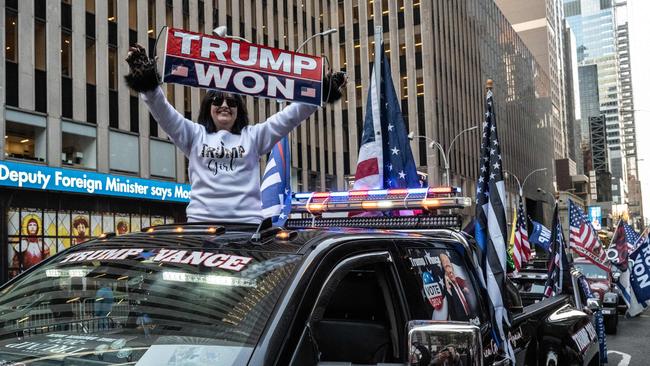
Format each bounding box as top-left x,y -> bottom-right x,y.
163,28 -> 324,106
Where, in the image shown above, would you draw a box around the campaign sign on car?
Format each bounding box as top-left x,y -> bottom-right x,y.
163,28 -> 324,106
422,271 -> 444,310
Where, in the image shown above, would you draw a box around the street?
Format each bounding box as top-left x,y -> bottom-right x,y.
606,311 -> 650,365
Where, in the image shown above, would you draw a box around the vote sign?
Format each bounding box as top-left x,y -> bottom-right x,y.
163,28 -> 324,106
630,238 -> 650,303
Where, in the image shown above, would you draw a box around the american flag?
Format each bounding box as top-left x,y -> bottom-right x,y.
568,199 -> 608,272
260,137 -> 291,226
353,46 -> 419,191
624,223 -> 640,252
544,202 -> 570,298
300,86 -> 316,98
474,83 -> 513,360
513,195 -> 531,271
171,64 -> 189,77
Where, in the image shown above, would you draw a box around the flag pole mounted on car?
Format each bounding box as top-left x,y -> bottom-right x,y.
474,79 -> 514,361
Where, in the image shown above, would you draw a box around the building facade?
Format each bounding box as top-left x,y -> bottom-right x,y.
494,0 -> 568,163
564,0 -> 626,204
616,21 -> 636,181
1,0 -> 554,280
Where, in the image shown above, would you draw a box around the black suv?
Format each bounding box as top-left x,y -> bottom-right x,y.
0,216 -> 599,365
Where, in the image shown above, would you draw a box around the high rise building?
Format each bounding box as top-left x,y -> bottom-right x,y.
616,22 -> 636,180
495,0 -> 568,162
564,0 -> 627,204
0,0 -> 554,281
563,24 -> 583,173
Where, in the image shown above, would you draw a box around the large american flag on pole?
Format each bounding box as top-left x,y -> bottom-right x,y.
513,195 -> 531,271
353,47 -> 419,191
544,202 -> 570,298
474,81 -> 513,360
568,199 -> 608,272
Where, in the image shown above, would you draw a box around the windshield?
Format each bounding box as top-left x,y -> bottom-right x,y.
574,262 -> 608,280
0,242 -> 300,365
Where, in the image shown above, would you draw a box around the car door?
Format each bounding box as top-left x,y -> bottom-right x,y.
285,238 -> 409,366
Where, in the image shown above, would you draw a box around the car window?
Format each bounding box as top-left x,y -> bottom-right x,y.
574,262 -> 608,280
0,243 -> 300,365
403,247 -> 483,326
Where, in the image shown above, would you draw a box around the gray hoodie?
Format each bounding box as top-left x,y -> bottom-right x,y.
142,87 -> 317,224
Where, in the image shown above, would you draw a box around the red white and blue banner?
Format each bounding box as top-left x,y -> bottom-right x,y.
352,45 -> 419,191
163,28 -> 324,106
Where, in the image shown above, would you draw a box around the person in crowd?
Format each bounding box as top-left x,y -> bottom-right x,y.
124,44 -> 346,224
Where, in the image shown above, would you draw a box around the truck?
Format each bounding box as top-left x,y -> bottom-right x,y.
0,187 -> 599,365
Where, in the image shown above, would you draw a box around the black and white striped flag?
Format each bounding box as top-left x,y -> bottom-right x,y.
474,81 -> 513,360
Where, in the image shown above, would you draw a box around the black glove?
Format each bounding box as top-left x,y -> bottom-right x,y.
322,71 -> 347,104
124,44 -> 161,93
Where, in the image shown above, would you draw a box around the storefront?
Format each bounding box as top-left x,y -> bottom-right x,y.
0,160 -> 190,283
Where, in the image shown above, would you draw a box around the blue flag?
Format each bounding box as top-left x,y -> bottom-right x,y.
630,237 -> 650,303
260,137 -> 291,226
529,220 -> 551,252
353,45 -> 419,190
576,272 -> 608,364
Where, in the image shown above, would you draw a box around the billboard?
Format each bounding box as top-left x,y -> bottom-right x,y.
587,206 -> 602,230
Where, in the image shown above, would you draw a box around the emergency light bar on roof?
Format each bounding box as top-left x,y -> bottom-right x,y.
285,214 -> 463,230
291,187 -> 471,214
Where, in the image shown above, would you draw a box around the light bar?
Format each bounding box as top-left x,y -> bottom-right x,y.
292,187 -> 469,214
286,214 -> 463,230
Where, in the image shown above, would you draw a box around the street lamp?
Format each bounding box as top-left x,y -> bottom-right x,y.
537,187 -> 556,204
296,28 -> 338,53
213,25 -> 252,43
407,126 -> 479,186
504,168 -> 548,196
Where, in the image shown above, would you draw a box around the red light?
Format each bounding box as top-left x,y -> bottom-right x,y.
387,189 -> 409,195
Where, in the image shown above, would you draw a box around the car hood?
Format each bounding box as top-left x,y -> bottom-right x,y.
0,330 -> 253,365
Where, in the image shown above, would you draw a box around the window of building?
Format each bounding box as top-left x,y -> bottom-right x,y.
129,0 -> 138,30
35,21 -> 46,71
4,113 -> 47,163
86,0 -> 95,13
150,139 -> 176,179
108,0 -> 117,22
61,31 -> 72,77
6,10 -> 18,62
86,38 -> 96,85
148,0 -> 156,35
108,47 -> 118,90
109,131 -> 139,173
61,120 -> 97,169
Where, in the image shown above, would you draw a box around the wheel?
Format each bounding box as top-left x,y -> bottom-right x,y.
604,314 -> 618,334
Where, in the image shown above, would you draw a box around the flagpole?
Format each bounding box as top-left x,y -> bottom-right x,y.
374,26 -> 382,111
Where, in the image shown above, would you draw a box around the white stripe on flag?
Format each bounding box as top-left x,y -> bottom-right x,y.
260,172 -> 281,192
262,204 -> 282,218
264,157 -> 277,172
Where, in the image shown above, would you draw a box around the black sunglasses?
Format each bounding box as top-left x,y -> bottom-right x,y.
212,96 -> 238,108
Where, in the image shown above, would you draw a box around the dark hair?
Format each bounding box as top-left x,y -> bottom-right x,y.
197,90 -> 249,134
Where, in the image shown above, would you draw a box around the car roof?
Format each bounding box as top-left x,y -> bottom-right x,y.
71,222 -> 438,256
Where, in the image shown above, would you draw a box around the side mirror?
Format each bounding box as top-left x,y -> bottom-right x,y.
586,298 -> 601,312
407,320 -> 482,366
